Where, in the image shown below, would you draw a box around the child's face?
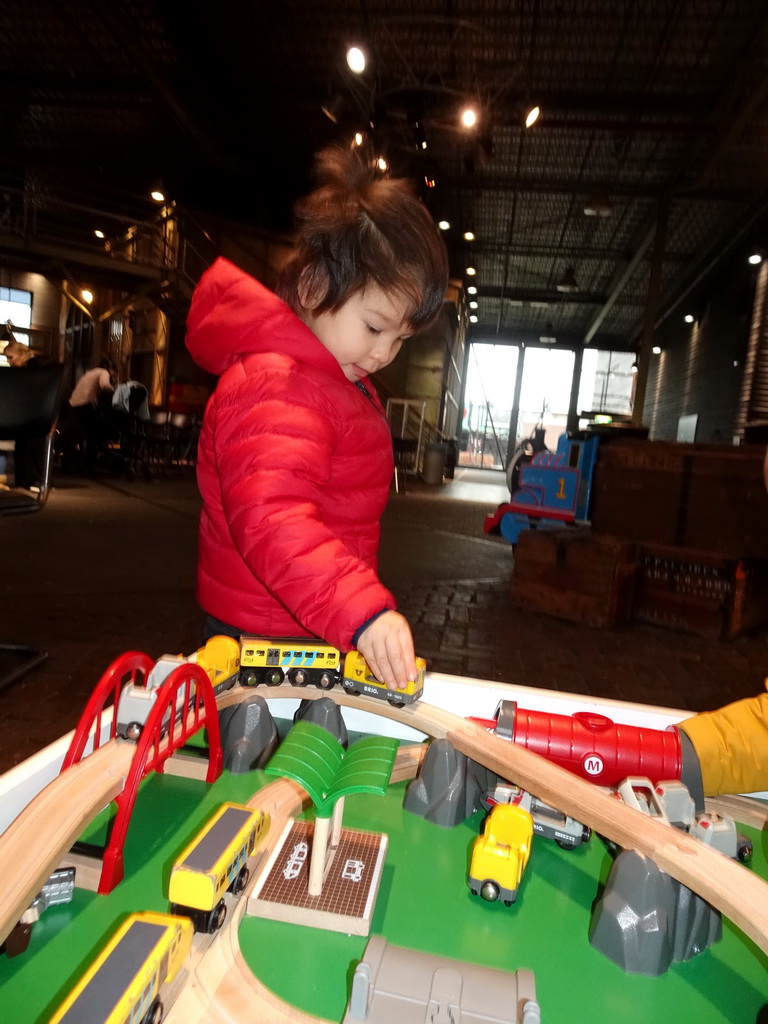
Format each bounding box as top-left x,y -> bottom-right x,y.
302,284 -> 413,383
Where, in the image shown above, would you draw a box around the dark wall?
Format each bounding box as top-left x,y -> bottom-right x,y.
643,252 -> 756,442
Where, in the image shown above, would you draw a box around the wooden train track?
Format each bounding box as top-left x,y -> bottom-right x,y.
1,683 -> 766,1022
0,740 -> 135,948
706,794 -> 768,831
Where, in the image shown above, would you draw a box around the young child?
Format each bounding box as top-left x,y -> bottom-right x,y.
185,144 -> 448,690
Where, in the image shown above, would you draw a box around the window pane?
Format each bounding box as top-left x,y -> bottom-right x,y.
579,350 -> 635,416
518,348 -> 575,450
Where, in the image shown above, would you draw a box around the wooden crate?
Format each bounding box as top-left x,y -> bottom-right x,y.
510,528 -> 636,629
590,441 -> 768,559
632,543 -> 768,640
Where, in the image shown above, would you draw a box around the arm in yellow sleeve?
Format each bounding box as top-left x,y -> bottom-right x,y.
677,681 -> 768,796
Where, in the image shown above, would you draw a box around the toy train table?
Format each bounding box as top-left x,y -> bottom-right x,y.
0,668 -> 766,1023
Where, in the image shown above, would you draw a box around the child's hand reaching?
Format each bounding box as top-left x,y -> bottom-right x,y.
356,611 -> 417,691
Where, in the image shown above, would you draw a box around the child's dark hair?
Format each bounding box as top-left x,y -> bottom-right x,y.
277,144 -> 449,330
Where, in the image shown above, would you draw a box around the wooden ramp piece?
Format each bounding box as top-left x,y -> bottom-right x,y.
0,740 -> 134,947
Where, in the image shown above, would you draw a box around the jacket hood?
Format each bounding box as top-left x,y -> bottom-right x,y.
185,256 -> 342,379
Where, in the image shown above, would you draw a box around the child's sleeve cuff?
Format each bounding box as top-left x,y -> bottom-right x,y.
351,609 -> 390,648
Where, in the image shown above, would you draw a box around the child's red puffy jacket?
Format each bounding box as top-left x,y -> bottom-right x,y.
185,257 -> 396,650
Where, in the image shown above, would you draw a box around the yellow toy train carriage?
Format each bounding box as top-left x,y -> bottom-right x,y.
239,636 -> 342,689
341,651 -> 426,707
169,802 -> 269,933
193,634 -> 241,693
49,911 -> 193,1024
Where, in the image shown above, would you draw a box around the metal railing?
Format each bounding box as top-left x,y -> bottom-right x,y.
384,397 -> 445,477
0,185 -> 219,291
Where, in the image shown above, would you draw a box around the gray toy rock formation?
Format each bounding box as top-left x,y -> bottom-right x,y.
589,849 -> 722,974
219,694 -> 279,774
404,738 -> 482,826
294,697 -> 349,747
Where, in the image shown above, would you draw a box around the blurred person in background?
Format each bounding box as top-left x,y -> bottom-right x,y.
1,338 -> 50,491
58,357 -> 116,474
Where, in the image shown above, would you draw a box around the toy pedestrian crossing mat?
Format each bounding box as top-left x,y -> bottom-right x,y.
247,818 -> 387,935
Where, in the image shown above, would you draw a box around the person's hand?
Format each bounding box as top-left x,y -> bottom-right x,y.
356,611 -> 417,691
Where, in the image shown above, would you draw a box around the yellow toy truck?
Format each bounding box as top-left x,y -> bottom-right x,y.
468,803 -> 534,905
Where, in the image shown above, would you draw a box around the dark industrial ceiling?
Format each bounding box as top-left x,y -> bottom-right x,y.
3,0 -> 768,351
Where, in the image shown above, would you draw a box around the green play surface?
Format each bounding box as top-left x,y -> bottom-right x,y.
1,751 -> 766,1024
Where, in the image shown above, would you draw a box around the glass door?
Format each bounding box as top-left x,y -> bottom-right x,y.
460,344 -> 519,469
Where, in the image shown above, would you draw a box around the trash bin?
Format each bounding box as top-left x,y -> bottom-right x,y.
422,442 -> 447,485
444,437 -> 459,479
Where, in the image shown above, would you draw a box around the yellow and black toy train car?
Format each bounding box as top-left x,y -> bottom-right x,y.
238,636 -> 425,707
169,802 -> 269,934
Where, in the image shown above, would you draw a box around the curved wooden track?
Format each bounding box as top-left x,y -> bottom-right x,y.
0,740 -> 135,947
1,683 -> 766,1023
706,794 -> 768,831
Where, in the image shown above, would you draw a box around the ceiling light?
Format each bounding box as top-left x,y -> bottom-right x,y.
469,315 -> 478,323
377,156 -> 388,172
438,220 -> 450,231
540,321 -> 556,343
469,301 -> 478,309
353,132 -> 364,147
556,267 -> 579,293
346,46 -> 366,74
81,289 -> 93,304
584,193 -> 613,217
684,314 -> 695,324
461,106 -> 478,129
652,346 -> 662,355
467,285 -> 477,295
524,105 -> 540,128
94,229 -> 105,239
466,266 -> 476,276
150,189 -> 165,203
748,252 -> 763,265
463,231 -> 475,241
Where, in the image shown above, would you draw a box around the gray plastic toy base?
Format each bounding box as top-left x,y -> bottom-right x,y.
344,935 -> 540,1024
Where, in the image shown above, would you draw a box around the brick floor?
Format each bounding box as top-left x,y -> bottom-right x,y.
0,473 -> 766,774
